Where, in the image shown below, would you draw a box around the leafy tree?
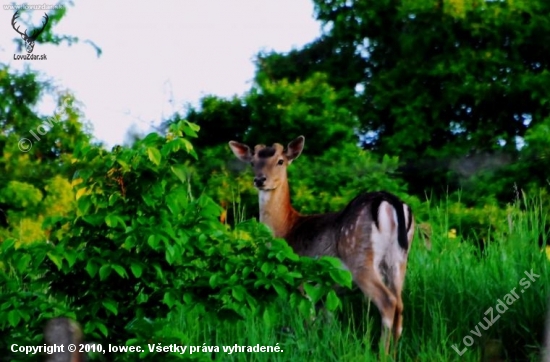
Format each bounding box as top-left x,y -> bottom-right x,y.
183,96 -> 252,149
0,3 -> 96,243
0,72 -> 93,242
255,35 -> 364,111
245,73 -> 358,155
256,0 -> 550,199
177,72 -> 358,155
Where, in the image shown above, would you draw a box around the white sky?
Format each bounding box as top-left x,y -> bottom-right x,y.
1,0 -> 321,148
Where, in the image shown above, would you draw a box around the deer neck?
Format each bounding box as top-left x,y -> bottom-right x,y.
258,181 -> 299,238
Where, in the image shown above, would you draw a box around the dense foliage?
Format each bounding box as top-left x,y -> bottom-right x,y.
1,0 -> 550,361
1,121 -> 352,361
255,0 -> 550,203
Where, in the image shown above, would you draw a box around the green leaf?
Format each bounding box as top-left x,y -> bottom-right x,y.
105,214 -> 121,228
18,309 -> 31,323
285,250 -> 299,262
102,300 -> 118,316
96,321 -> 109,337
1,239 -> 15,253
180,121 -> 200,137
164,243 -> 176,265
261,262 -> 274,275
329,268 -> 353,288
116,159 -> 129,169
47,252 -> 63,270
64,250 -> 78,268
142,132 -> 160,145
99,265 -> 111,281
272,281 -> 288,299
287,271 -> 303,278
242,266 -> 252,278
173,138 -> 198,160
321,256 -> 345,268
147,147 -> 162,166
188,121 -> 200,132
147,234 -> 160,250
108,193 -> 121,206
130,263 -> 143,278
180,138 -> 194,153
77,195 -> 92,215
171,165 -> 188,183
326,290 -> 341,311
8,310 -> 20,327
209,274 -> 219,288
82,215 -> 104,226
111,264 -> 127,278
15,254 -> 31,274
232,286 -> 245,302
163,291 -> 176,308
166,197 -> 181,215
86,260 -> 98,278
123,235 -> 137,250
153,263 -> 165,282
303,283 -> 324,304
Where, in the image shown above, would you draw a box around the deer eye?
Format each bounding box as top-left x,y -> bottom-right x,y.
277,159 -> 284,165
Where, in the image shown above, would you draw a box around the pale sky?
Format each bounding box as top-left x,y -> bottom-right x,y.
1,0 -> 321,148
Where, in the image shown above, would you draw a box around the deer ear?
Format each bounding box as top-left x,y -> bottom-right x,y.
228,141 -> 253,162
286,136 -> 305,163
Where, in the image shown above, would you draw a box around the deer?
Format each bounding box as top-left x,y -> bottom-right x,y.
228,136 -> 414,353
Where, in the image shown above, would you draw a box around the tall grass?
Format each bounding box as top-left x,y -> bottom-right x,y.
167,194 -> 550,361
404,193 -> 549,361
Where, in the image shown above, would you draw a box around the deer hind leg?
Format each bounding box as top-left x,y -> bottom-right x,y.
388,260 -> 407,344
353,267 -> 397,354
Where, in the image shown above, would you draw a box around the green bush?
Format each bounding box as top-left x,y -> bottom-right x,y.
0,121 -> 351,361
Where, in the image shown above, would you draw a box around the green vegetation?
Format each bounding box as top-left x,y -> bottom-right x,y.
1,0 -> 550,361
1,124 -> 548,361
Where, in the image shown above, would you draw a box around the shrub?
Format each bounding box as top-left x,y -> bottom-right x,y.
0,121 -> 350,361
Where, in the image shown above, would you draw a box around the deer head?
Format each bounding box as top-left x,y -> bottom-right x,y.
228,136 -> 305,191
12,11 -> 49,54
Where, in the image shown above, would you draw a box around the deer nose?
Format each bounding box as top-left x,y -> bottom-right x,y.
254,176 -> 266,187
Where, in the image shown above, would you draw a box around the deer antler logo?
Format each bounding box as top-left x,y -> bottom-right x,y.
11,11 -> 49,54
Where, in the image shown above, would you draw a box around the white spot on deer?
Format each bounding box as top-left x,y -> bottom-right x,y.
259,190 -> 271,207
372,201 -> 406,271
258,191 -> 272,225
